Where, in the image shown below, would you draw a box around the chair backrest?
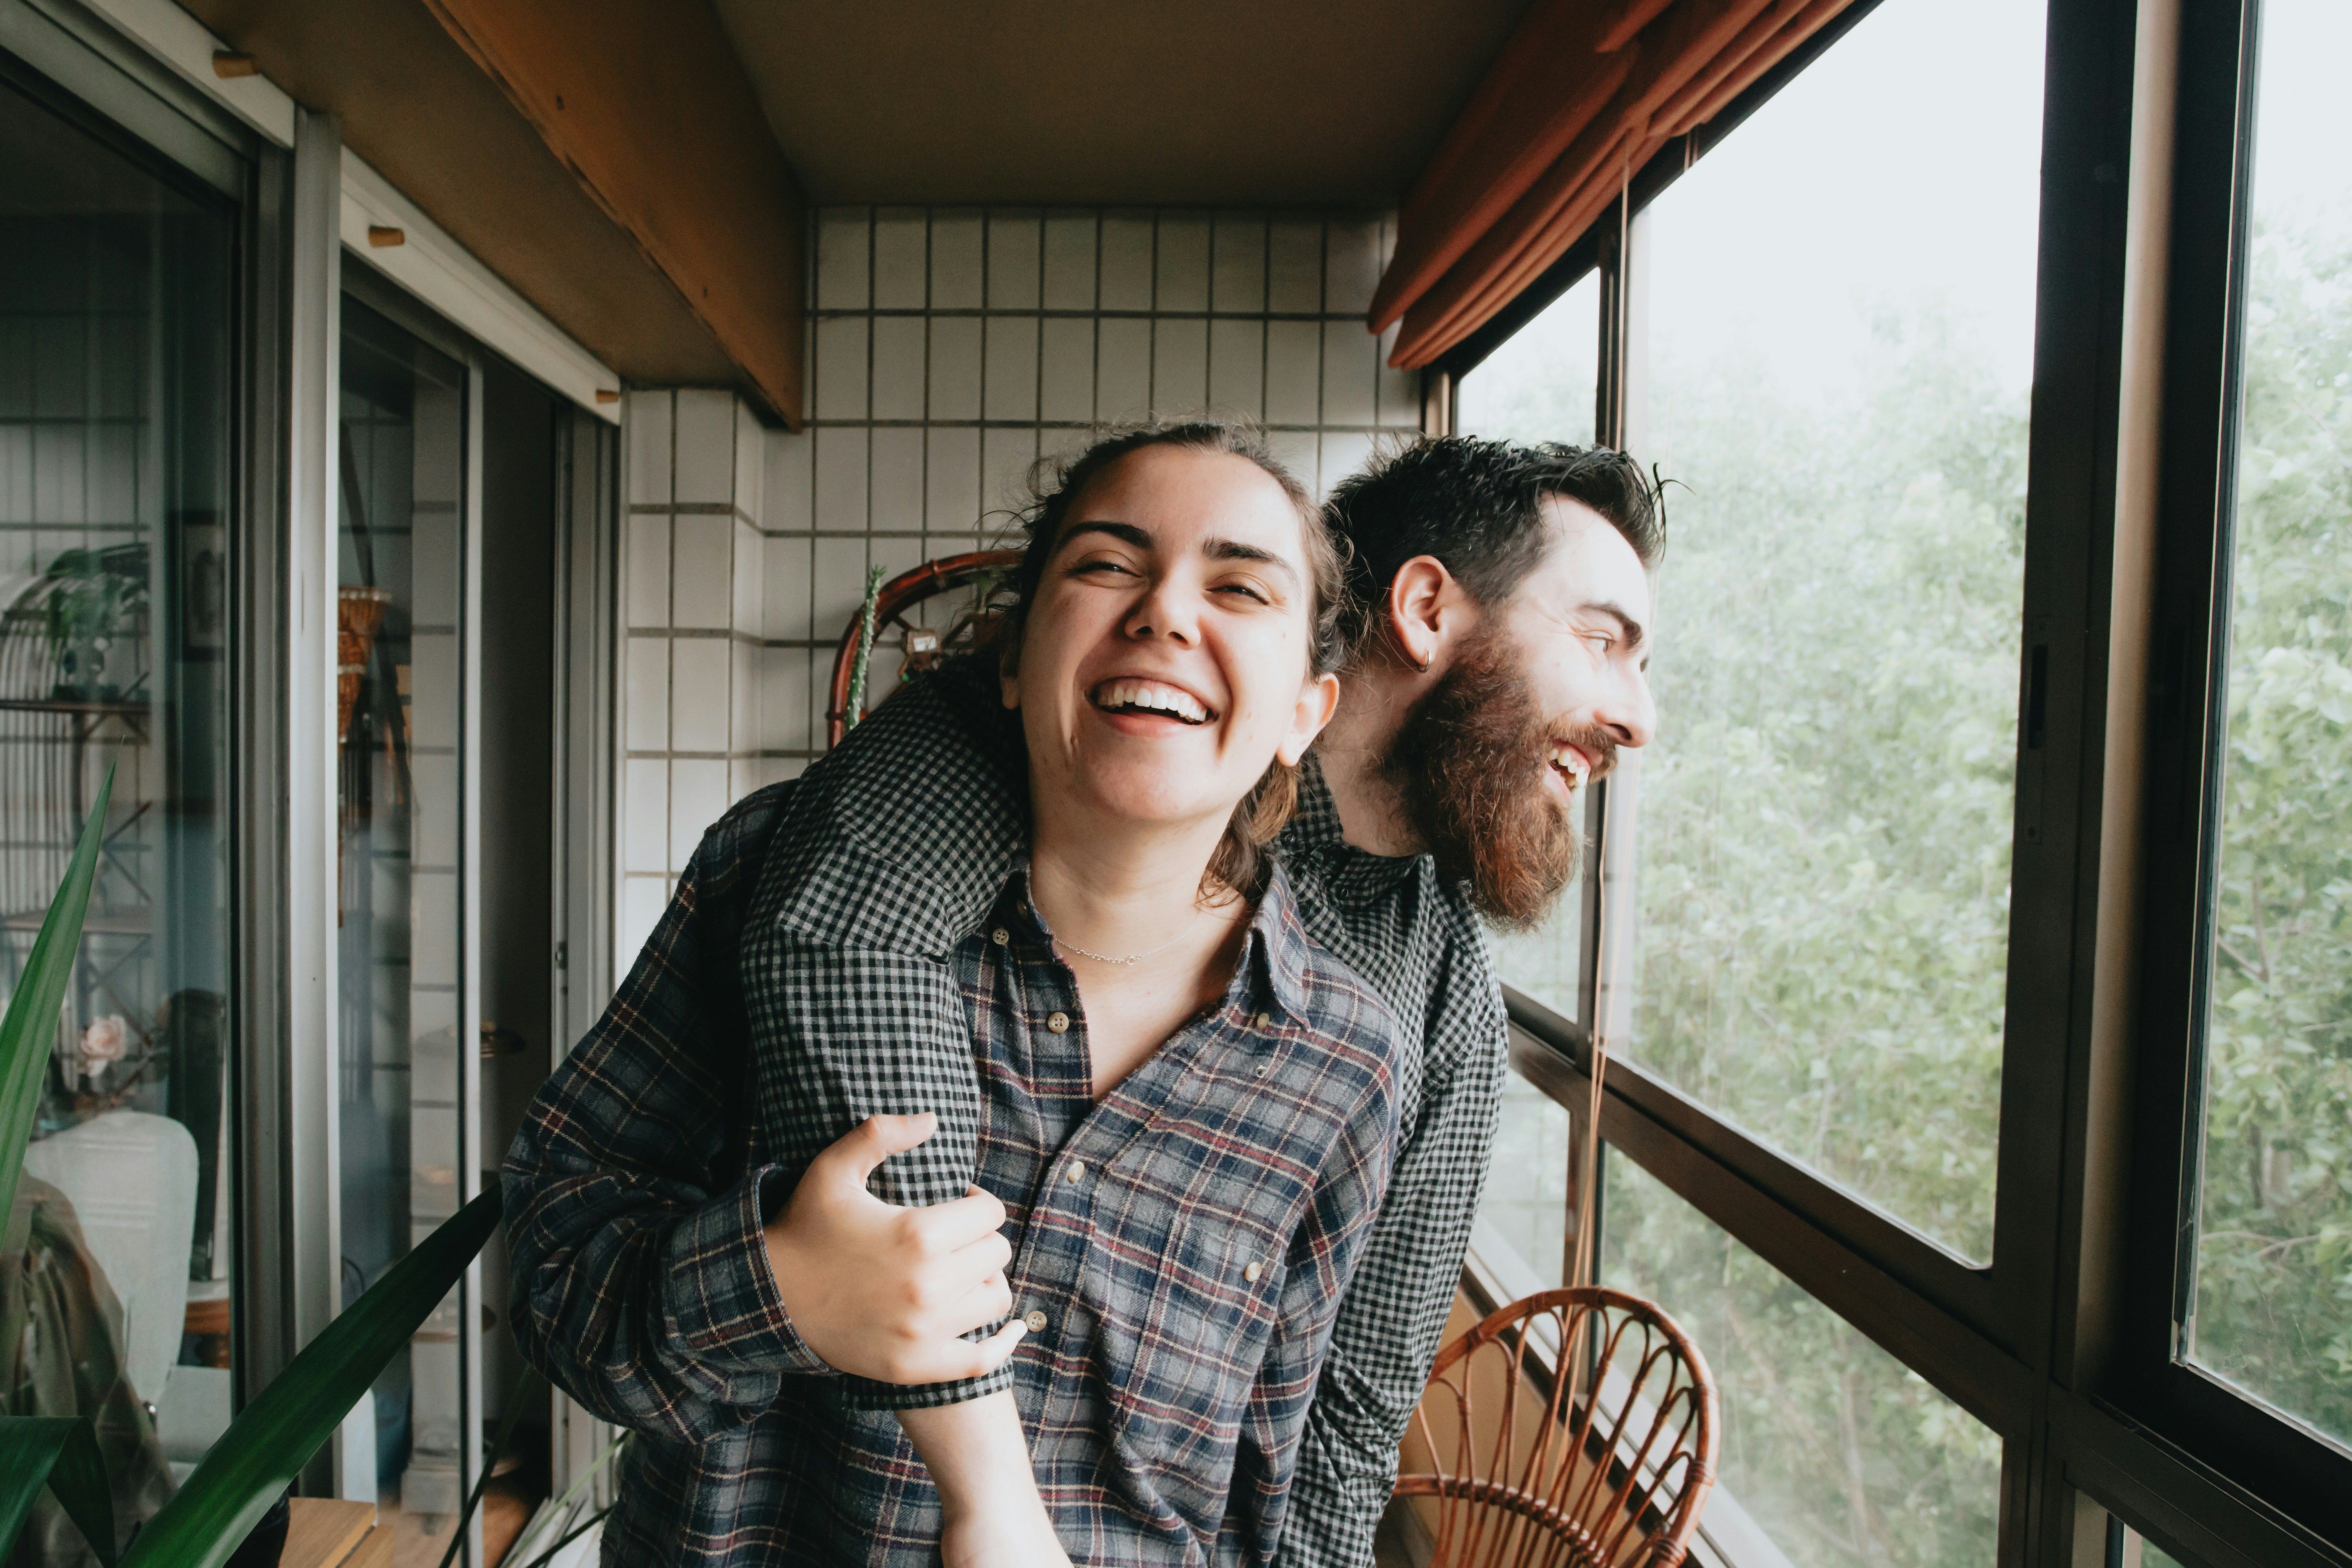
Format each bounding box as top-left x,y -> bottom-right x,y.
21,1109 -> 201,1408
1395,1286 -> 1718,1568
825,549 -> 1019,746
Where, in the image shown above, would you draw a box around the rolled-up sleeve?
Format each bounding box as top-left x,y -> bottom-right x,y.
504,787 -> 835,1444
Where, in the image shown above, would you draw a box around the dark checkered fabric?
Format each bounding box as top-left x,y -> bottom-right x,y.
735,666 -> 1028,1409
506,787 -> 1407,1564
503,658 -> 1509,1567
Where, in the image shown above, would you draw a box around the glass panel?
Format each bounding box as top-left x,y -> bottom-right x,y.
0,76 -> 238,1539
1476,1070 -> 1572,1286
1632,0 -> 2044,1260
1456,269 -> 1600,448
338,296 -> 470,1550
2184,0 -> 2352,1447
2119,1526 -> 2193,1568
1605,1148 -> 2002,1568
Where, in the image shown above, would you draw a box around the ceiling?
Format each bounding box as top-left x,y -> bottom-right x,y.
181,0 -> 743,388
710,0 -> 1535,207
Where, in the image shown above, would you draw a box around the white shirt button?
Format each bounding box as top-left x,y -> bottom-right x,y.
1024,1308 -> 1050,1334
991,927 -> 1009,945
1064,1162 -> 1085,1183
1046,1011 -> 1071,1034
1244,1260 -> 1264,1283
1253,1011 -> 1271,1029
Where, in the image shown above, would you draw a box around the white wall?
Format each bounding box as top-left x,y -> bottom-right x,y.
617,205 -> 1417,964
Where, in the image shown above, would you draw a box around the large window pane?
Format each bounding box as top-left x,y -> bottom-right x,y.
0,75 -> 239,1551
1477,1073 -> 1571,1287
2185,0 -> 2352,1448
1457,269 -> 1599,449
338,297 -> 471,1551
1467,271 -> 1596,1024
1605,1150 -> 2002,1568
1463,275 -> 1599,1290
1632,0 -> 2044,1260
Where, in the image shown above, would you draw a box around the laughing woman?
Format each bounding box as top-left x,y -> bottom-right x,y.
506,425 -> 1410,1566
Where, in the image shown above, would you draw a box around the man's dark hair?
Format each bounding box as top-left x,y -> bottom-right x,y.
1324,436 -> 1660,662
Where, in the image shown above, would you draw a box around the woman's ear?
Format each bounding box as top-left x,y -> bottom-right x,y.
1277,671 -> 1343,766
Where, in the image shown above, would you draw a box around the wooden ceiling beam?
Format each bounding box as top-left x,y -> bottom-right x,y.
421,0 -> 805,425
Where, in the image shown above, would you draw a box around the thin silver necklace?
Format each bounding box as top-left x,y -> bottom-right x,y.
1053,907 -> 1203,967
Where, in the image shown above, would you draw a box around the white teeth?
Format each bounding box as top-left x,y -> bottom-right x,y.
1551,744 -> 1590,786
1095,678 -> 1210,723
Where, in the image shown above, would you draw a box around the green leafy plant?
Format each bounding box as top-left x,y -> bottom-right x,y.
2,768 -> 509,1566
1,768 -> 119,1564
842,562 -> 887,733
0,1419 -> 115,1568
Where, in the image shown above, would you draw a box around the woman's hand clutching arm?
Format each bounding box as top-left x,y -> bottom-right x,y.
765,1115 -> 1070,1568
762,1112 -> 1026,1384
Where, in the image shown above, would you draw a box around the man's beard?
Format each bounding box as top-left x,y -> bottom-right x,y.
1378,627 -> 1610,931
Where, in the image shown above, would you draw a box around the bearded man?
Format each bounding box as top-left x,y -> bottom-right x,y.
504,434 -> 1658,1568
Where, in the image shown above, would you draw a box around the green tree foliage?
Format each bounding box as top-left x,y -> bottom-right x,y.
1490,221 -> 2352,1566
1628,312 -> 2025,1267
1605,1152 -> 2001,1568
2189,219 -> 2352,1441
1490,302 -> 2023,1568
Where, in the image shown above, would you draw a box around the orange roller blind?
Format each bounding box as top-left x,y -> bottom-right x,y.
1372,0 -> 1862,369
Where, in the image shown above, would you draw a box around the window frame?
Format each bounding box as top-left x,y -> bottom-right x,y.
0,0 -> 297,1422
2115,0 -> 2352,1543
1440,0 -> 2352,1564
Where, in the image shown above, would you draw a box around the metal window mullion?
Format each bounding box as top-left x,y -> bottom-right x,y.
1567,195 -> 1651,1291
458,356 -> 487,1568
279,104 -> 342,1499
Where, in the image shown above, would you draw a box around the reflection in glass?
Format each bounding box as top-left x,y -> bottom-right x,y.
1477,1076 -> 1571,1287
0,74 -> 237,1550
1630,0 -> 2044,1260
1605,1150 -> 2000,1568
338,297 -> 469,1553
2122,1528 -> 2193,1568
1456,270 -> 1600,449
2186,0 -> 2352,1449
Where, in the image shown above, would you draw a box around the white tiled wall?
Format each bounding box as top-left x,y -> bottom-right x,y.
617,387 -> 771,959
617,207 -> 1417,963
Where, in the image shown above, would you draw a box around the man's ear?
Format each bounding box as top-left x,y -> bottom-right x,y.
1278,671 -> 1343,766
1386,555 -> 1469,671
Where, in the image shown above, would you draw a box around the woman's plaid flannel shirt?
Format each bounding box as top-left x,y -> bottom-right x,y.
502,662 -> 1508,1565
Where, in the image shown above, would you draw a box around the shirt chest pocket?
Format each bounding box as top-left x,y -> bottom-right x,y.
1089,1187 -> 1291,1524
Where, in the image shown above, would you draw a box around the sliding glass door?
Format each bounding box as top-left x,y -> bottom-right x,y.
0,64 -> 239,1556
336,292 -> 473,1557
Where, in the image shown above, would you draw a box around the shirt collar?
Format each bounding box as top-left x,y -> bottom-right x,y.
1287,752 -> 1423,899
1246,861 -> 1314,1022
1005,857 -> 1315,1025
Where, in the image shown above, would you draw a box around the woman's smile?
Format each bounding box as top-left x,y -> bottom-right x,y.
1089,675 -> 1217,727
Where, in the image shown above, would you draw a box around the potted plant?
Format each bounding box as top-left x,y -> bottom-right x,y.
1,772 -> 504,1568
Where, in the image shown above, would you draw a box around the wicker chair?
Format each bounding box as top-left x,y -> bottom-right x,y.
825,549 -> 1019,747
1395,1286 -> 1718,1568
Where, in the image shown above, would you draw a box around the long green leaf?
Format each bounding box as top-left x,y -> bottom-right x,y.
433,1362 -> 539,1568
0,1417 -> 116,1568
0,765 -> 113,1228
120,1188 -> 502,1568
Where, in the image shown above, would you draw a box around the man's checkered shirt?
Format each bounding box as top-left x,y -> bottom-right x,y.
503,663 -> 1509,1566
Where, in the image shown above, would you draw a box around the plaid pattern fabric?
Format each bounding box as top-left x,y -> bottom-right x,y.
736,669 -> 1027,1408
1262,766 -> 1509,1566
503,659 -> 1509,1567
506,790 -> 1406,1565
